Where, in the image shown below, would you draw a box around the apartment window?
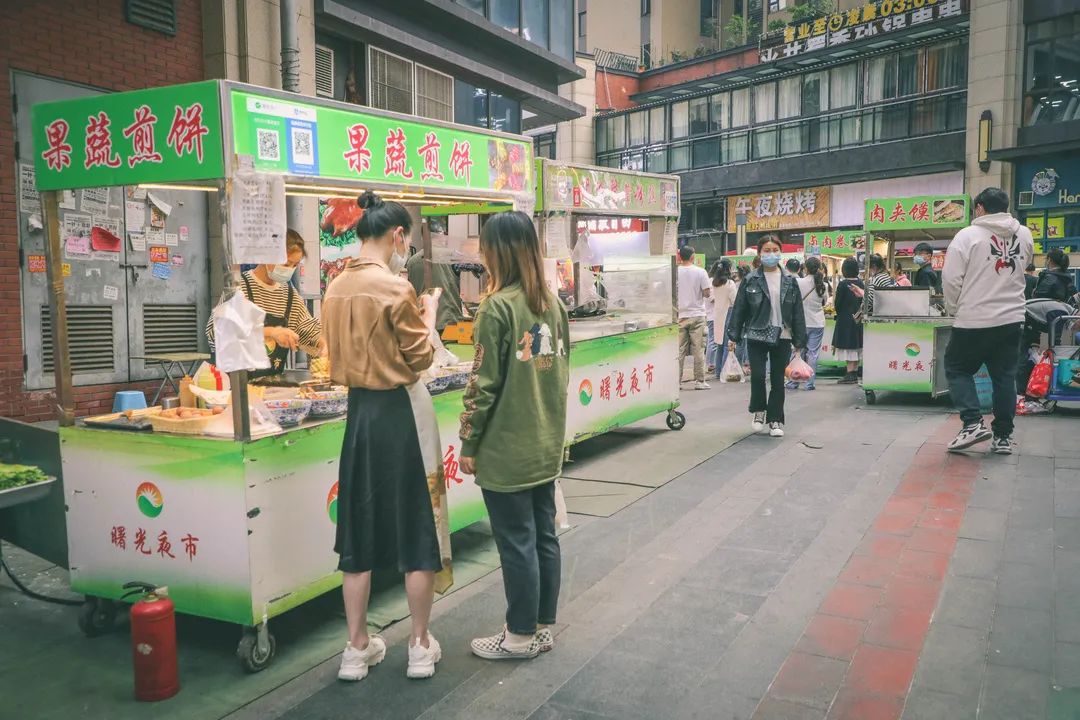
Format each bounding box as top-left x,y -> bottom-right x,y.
646,147 -> 667,173
778,76 -> 801,119
649,106 -> 666,142
802,71 -> 829,116
490,92 -> 521,133
642,0 -> 651,14
898,48 -> 923,97
611,114 -> 627,148
865,54 -> 899,104
578,11 -> 587,38
830,64 -> 857,109
700,0 -> 716,36
523,0 -> 549,46
669,143 -> 690,172
689,96 -> 710,135
1024,13 -> 1080,125
926,41 -> 968,92
731,87 -> 750,127
491,0 -> 520,34
551,0 -> 574,60
415,65 -> 454,121
754,82 -> 776,124
642,43 -> 652,68
369,47 -> 413,114
629,111 -> 647,146
671,101 -> 690,139
535,132 -> 556,160
709,93 -> 728,131
458,0 -> 484,15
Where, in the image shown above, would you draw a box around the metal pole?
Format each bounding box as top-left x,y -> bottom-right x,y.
280,0 -> 303,229
42,191 -> 75,426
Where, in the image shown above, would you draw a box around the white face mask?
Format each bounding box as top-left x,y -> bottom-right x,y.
269,264 -> 296,284
388,231 -> 407,274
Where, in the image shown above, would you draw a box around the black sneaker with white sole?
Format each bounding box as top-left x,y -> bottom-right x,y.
947,422 -> 993,452
990,435 -> 1014,455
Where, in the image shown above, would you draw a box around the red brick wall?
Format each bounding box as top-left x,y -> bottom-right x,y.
595,71 -> 640,112
0,0 -> 204,422
639,47 -> 759,94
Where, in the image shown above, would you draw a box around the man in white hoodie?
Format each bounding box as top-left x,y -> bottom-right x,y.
942,187 -> 1034,454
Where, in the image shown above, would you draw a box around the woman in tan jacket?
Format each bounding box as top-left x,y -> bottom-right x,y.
322,191 -> 452,683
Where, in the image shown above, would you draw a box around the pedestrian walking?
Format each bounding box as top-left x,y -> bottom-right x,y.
677,246 -> 712,390
727,236 -> 808,437
459,211 -> 570,660
711,259 -> 738,379
1033,249 -> 1076,303
785,258 -> 803,277
833,258 -> 865,384
942,187 -> 1034,454
788,256 -> 829,391
323,192 -> 452,682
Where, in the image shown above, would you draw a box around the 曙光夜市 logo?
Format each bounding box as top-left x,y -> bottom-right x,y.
136,482 -> 164,518
905,343 -> 921,357
327,482 -> 339,524
579,379 -> 593,406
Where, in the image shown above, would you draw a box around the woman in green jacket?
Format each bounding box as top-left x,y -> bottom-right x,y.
460,211 -> 570,660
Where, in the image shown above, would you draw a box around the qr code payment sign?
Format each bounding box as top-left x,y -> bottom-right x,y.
257,128 -> 280,161
291,127 -> 314,165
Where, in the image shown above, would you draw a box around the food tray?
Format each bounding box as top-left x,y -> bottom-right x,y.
0,476 -> 57,510
147,410 -> 220,435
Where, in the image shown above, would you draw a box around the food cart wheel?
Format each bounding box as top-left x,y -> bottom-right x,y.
78,597 -> 118,637
865,390 -> 878,405
237,624 -> 277,673
666,410 -> 686,431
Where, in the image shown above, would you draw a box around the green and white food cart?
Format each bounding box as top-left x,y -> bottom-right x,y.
802,229 -> 866,372
30,80 -> 536,671
860,195 -> 970,405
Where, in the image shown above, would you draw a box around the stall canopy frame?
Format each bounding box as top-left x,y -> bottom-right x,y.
30,80 -> 535,438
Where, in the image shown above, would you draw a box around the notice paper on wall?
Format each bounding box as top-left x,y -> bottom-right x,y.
149,246 -> 169,264
145,226 -> 165,245
125,201 -> 145,233
27,255 -> 46,273
165,233 -> 179,247
179,225 -> 189,242
103,285 -> 119,301
62,263 -> 71,277
147,192 -> 172,217
19,164 -> 39,214
152,262 -> 172,280
229,171 -> 287,265
150,206 -> 167,229
172,254 -> 184,267
65,236 -> 91,258
59,189 -> 77,210
662,220 -> 678,255
130,234 -> 147,252
80,188 -> 110,216
63,213 -> 92,241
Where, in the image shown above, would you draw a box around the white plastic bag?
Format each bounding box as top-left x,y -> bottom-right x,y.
211,291 -> 270,373
720,352 -> 745,383
554,479 -> 570,530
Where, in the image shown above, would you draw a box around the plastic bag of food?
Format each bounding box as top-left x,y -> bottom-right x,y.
785,354 -> 814,382
720,352 -> 745,383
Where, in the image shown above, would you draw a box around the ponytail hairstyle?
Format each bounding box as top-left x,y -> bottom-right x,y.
711,258 -> 733,287
804,256 -> 826,299
1048,248 -> 1070,271
356,191 -> 412,241
480,211 -> 552,316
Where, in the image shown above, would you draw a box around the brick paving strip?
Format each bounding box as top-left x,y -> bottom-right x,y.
754,418 -> 977,720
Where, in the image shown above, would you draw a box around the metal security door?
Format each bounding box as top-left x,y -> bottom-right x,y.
125,187 -> 211,381
14,72 -> 130,390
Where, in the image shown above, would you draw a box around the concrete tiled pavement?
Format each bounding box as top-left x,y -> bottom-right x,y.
217,382 -> 1079,720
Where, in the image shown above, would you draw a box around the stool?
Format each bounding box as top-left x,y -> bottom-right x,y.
112,390 -> 148,413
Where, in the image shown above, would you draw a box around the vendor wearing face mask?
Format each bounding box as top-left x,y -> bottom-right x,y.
911,242 -> 941,294
207,229 -> 325,376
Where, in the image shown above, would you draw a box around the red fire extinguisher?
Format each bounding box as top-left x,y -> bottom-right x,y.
123,581 -> 180,702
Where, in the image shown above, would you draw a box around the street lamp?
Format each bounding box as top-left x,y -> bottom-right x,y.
978,110 -> 993,173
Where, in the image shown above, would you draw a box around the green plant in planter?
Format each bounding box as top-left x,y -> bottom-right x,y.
789,0 -> 837,24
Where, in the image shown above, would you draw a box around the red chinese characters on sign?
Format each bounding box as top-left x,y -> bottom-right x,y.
630,369 -> 641,395
443,445 -> 463,487
156,530 -> 175,559
449,140 -> 473,185
591,363 -> 658,405
42,119 -> 73,172
181,534 -> 199,562
870,203 -> 885,225
110,526 -> 201,562
599,376 -> 612,401
887,359 -> 928,373
418,132 -> 443,181
644,363 -> 655,388
134,527 -> 151,556
343,123 -> 372,174
888,201 -> 907,224
110,525 -> 127,550
384,127 -> 414,179
615,371 -> 627,399
166,103 -> 209,162
122,104 -> 163,168
84,112 -> 121,170
910,201 -> 930,223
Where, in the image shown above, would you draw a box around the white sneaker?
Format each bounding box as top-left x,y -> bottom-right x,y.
695,381 -> 711,390
769,422 -> 785,438
338,636 -> 386,681
406,634 -> 442,679
752,412 -> 766,433
947,422 -> 992,452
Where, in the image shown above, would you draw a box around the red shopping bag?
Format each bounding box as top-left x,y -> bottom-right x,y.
1026,350 -> 1054,398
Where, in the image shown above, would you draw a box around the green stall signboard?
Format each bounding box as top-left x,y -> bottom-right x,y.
31,81 -> 225,191
803,230 -> 866,256
540,163 -> 679,217
229,90 -> 532,194
864,196 -> 970,232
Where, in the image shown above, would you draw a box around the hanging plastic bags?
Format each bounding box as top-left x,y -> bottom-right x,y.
720,352 -> 745,383
1026,349 -> 1054,398
785,354 -> 814,382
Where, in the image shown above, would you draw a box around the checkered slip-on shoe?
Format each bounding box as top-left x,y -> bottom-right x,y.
470,629 -> 540,660
536,628 -> 554,653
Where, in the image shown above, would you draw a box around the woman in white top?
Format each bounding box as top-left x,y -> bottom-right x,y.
788,255 -> 830,391
711,259 -> 739,379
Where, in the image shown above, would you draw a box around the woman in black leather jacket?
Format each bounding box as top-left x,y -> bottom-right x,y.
727,236 -> 808,438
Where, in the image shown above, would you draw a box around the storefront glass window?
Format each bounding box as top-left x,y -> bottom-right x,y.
731,88 -> 750,127
649,106 -> 666,142
689,96 -> 710,135
629,111 -> 647,146
671,101 -> 690,139
755,82 -> 776,124
830,64 -> 857,109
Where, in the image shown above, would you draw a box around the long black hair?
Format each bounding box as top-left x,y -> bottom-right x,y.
356,191 -> 412,241
712,258 -> 733,287
841,257 -> 859,279
804,256 -> 826,299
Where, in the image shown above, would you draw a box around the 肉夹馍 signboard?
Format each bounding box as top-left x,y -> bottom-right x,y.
31,81 -> 225,191
803,230 -> 866,256
229,90 -> 532,195
726,186 -> 830,233
864,196 -> 969,232
541,163 -> 679,217
760,0 -> 967,63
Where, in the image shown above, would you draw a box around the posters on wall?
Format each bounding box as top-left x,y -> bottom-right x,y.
125,200 -> 145,233
229,172 -> 287,265
19,164 -> 39,214
80,188 -> 110,216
